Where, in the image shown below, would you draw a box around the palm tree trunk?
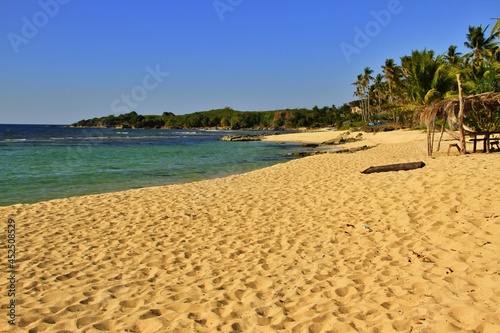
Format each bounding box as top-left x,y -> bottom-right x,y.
457,74 -> 466,154
367,90 -> 371,122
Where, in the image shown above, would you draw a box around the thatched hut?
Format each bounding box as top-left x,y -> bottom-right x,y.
420,92 -> 500,156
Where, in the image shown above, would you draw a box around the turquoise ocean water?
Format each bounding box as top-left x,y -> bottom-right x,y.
0,125 -> 303,206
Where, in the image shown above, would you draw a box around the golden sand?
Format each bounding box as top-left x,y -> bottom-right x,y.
1,130 -> 499,332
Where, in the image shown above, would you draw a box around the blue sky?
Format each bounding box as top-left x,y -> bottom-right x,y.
1,0 -> 499,124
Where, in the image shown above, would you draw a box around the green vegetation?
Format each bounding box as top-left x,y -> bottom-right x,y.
352,19 -> 500,127
74,20 -> 500,130
71,105 -> 362,130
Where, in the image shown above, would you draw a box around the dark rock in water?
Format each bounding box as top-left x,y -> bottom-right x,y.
287,151 -> 326,157
302,143 -> 319,148
220,135 -> 262,142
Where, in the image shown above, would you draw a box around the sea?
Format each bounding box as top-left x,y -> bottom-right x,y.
0,124 -> 304,206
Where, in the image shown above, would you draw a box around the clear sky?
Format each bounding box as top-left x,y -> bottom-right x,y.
1,0 -> 499,124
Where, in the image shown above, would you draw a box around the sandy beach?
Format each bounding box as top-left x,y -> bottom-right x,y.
1,129 -> 499,332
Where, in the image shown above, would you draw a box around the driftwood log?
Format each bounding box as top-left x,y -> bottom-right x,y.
361,161 -> 425,174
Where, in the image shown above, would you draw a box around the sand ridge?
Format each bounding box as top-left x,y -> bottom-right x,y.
1,130 -> 499,332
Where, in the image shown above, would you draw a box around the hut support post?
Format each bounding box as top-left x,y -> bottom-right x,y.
430,117 -> 436,153
427,120 -> 433,156
457,74 -> 466,154
436,115 -> 447,151
486,107 -> 493,153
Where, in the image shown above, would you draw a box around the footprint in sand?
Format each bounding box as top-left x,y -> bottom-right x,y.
334,287 -> 349,297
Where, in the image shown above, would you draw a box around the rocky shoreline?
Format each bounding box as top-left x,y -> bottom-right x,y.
220,134 -> 264,141
287,144 -> 375,156
220,131 -> 371,156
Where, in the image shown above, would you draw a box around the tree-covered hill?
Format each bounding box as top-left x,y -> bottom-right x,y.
71,105 -> 361,130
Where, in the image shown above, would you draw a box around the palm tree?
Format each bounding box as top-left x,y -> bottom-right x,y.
444,45 -> 463,66
352,68 -> 374,122
464,25 -> 497,64
371,73 -> 386,114
490,19 -> 500,62
462,24 -> 499,92
400,49 -> 455,106
491,18 -> 500,37
362,67 -> 374,119
351,74 -> 363,101
381,58 -> 402,104
352,74 -> 368,122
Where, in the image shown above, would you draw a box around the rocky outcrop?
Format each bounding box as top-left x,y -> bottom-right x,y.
287,151 -> 326,157
322,131 -> 363,145
285,132 -> 368,157
302,143 -> 320,148
220,135 -> 262,142
364,124 -> 398,133
332,145 -> 373,154
287,145 -> 374,157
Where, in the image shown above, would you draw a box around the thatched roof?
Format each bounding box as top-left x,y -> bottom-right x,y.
420,92 -> 500,130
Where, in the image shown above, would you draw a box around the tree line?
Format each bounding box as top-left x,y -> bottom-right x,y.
352,20 -> 500,126
73,20 -> 499,131
71,105 -> 362,130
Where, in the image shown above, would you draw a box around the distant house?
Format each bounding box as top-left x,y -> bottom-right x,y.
349,101 -> 362,114
351,106 -> 362,114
